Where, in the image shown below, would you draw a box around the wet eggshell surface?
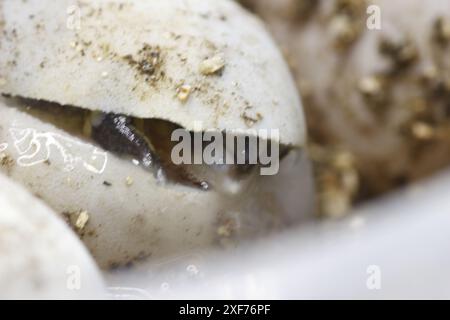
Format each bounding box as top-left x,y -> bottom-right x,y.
0,173 -> 104,299
0,0 -> 306,147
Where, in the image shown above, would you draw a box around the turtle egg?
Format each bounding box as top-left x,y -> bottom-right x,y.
0,173 -> 104,299
0,0 -> 314,268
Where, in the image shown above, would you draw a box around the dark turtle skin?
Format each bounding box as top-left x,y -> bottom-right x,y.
90,113 -> 162,177
90,112 -> 210,190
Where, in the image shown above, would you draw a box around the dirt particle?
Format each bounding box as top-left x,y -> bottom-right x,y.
309,146 -> 360,218
241,107 -> 263,127
75,211 -> 89,230
199,55 -> 225,75
0,153 -> 14,172
358,75 -> 389,110
433,17 -> 450,46
123,45 -> 164,84
330,15 -> 360,48
379,37 -> 418,71
177,84 -> 192,103
358,76 -> 382,96
125,176 -> 134,186
411,122 -> 435,141
63,210 -> 90,235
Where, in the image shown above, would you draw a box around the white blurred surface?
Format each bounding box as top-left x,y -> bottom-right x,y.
106,168 -> 450,299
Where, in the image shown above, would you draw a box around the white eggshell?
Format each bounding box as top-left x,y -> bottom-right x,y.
0,0 -> 305,147
0,173 -> 104,299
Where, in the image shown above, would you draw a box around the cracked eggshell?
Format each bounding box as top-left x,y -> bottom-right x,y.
245,0 -> 450,194
0,97 -> 315,268
0,0 -> 314,269
0,173 -> 104,299
0,0 -> 305,147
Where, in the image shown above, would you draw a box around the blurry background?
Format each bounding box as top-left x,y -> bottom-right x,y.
237,0 -> 450,219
